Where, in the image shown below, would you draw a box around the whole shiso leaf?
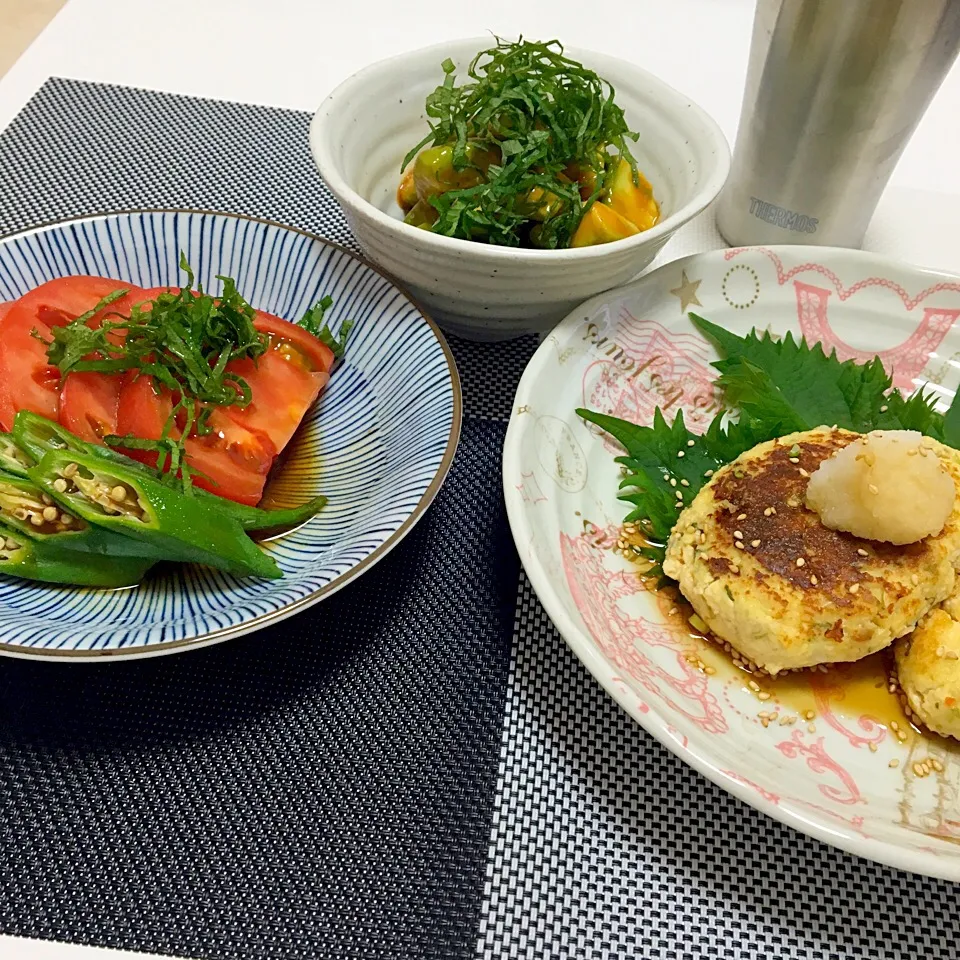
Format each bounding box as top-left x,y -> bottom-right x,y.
576,406 -> 780,565
690,312 -> 945,435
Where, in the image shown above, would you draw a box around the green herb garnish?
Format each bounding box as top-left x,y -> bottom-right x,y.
403,37 -> 638,248
579,313 -> 960,568
298,295 -> 353,359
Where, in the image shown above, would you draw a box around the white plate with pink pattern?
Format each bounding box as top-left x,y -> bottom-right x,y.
503,245 -> 960,880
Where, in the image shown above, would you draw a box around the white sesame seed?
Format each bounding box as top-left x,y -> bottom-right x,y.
857,548 -> 868,557
880,405 -> 888,413
796,557 -> 805,567
680,479 -> 690,487
670,478 -> 677,487
848,583 -> 860,594
737,513 -> 746,521
789,457 -> 800,464
936,646 -> 946,658
807,723 -> 816,733
911,574 -> 920,586
868,483 -> 879,495
705,469 -> 714,477
810,575 -> 818,585
947,651 -> 960,661
889,759 -> 900,769
757,691 -> 771,701
687,439 -> 695,447
868,742 -> 878,753
734,530 -> 743,539
751,539 -> 761,548
735,541 -> 745,550
677,451 -> 685,458
799,468 -> 809,478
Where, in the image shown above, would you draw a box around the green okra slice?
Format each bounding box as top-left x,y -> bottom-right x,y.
31,450 -> 282,580
0,432 -> 33,478
14,412 -> 154,477
228,495 -> 328,533
0,470 -> 170,560
13,411 -> 327,532
0,518 -> 153,588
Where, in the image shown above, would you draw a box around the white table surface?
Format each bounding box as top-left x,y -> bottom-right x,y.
1,0 -> 960,956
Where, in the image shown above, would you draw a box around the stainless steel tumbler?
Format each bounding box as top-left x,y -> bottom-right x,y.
716,0 -> 960,248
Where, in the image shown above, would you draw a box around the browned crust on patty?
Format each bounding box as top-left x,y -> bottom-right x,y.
711,430 -> 920,605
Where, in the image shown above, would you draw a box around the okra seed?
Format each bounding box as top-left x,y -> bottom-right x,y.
41,494 -> 53,506
13,508 -> 27,521
42,506 -> 58,522
109,485 -> 127,503
63,463 -> 78,478
52,479 -> 68,493
60,514 -> 72,526
29,514 -> 43,527
4,538 -> 18,551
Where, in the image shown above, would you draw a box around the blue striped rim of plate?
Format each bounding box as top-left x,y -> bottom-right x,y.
0,210 -> 461,659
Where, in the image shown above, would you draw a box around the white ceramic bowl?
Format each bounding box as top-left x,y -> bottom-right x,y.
311,37 -> 730,340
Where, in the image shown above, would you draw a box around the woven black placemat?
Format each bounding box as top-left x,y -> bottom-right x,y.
0,78 -> 535,959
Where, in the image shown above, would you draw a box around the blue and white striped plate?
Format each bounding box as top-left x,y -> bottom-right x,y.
0,210 -> 461,659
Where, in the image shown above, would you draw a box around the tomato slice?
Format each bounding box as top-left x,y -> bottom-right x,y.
59,371 -> 123,444
225,349 -> 328,455
114,373 -> 171,455
115,375 -> 276,505
0,302 -> 13,322
15,276 -> 142,329
0,277 -> 146,431
254,311 -> 335,374
0,307 -> 60,431
184,412 -> 276,505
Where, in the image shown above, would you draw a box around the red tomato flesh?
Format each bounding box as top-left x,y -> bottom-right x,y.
0,308 -> 61,431
115,374 -> 277,506
59,371 -> 123,444
16,276 -> 142,329
254,311 -> 335,373
225,349 -> 328,454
